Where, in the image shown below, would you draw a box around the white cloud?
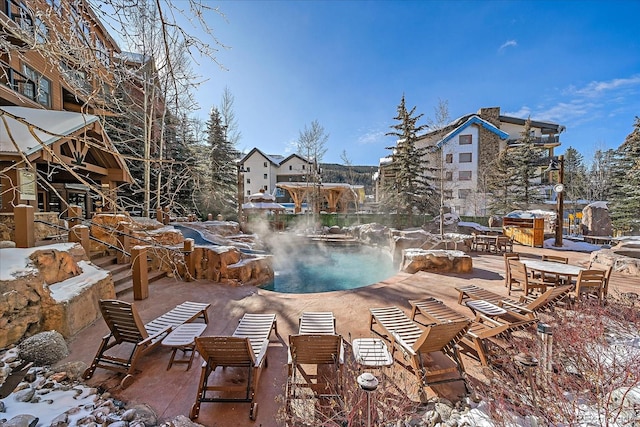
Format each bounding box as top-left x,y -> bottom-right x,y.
569,75 -> 640,98
357,129 -> 387,145
504,106 -> 532,118
498,40 -> 517,52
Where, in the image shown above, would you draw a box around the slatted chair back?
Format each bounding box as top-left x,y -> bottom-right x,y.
542,254 -> 569,264
504,252 -> 521,293
100,299 -> 149,344
575,269 -> 607,301
588,262 -> 613,299
413,321 -> 470,355
196,336 -> 256,367
289,334 -> 343,365
509,259 -> 547,296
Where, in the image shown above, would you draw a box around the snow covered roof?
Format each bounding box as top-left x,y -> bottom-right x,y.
433,115 -> 509,149
0,107 -> 99,156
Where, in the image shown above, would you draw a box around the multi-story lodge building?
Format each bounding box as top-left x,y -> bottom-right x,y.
0,0 -> 139,218
377,107 -> 565,216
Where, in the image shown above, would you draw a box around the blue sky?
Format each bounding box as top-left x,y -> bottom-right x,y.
193,0 -> 640,165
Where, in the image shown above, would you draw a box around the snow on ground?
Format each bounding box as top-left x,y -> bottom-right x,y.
542,238 -> 602,253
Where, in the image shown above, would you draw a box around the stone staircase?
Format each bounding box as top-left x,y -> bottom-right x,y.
91,253 -> 167,297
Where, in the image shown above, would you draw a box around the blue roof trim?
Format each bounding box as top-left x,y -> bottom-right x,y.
435,116 -> 509,149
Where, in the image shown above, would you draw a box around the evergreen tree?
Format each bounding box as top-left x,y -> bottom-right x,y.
609,117 -> 640,233
486,149 -> 516,215
562,146 -> 588,234
587,148 -> 615,202
382,95 -> 436,220
205,107 -> 239,217
507,118 -> 546,210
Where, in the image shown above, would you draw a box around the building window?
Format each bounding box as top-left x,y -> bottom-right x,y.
289,165 -> 292,170
246,190 -> 251,196
444,190 -> 453,199
302,164 -> 306,170
445,171 -> 453,181
445,153 -> 453,164
459,134 -> 472,145
246,167 -> 250,172
459,189 -> 471,199
459,171 -> 472,181
263,174 -> 268,179
22,65 -> 51,107
263,162 -> 268,167
35,17 -> 48,44
246,178 -> 251,184
459,153 -> 472,163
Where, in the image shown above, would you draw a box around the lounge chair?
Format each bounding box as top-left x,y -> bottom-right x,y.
409,297 -> 535,366
287,311 -> 344,401
191,313 -> 277,421
83,299 -> 210,388
369,306 -> 469,399
499,284 -> 572,320
455,284 -> 506,305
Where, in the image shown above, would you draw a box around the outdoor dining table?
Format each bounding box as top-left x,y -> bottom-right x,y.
520,259 -> 585,284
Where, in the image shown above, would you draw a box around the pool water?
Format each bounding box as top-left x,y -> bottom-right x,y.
262,242 -> 396,293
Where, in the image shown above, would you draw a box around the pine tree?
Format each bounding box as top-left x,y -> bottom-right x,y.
507,118 -> 546,210
609,117 -> 640,233
486,149 -> 516,215
587,148 -> 615,202
382,95 -> 436,221
205,107 -> 239,217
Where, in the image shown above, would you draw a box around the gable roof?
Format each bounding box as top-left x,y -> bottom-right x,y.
240,147 -> 284,165
431,115 -> 509,149
280,153 -> 310,164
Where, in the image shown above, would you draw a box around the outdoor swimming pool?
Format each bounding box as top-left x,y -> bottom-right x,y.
262,242 -> 396,294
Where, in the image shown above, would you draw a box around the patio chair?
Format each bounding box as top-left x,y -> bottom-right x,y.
509,259 -> 547,296
455,284 -> 506,305
499,284 -> 573,321
287,311 -> 344,401
191,313 -> 277,421
540,254 -> 570,285
503,252 -> 521,294
369,306 -> 470,399
409,297 -> 534,366
83,299 -> 210,389
496,235 -> 514,253
573,269 -> 607,303
588,261 -> 613,300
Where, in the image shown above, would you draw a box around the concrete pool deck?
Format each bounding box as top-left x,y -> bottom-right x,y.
62,244 -> 639,427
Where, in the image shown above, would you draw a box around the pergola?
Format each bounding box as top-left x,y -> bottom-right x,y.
276,182 -> 358,213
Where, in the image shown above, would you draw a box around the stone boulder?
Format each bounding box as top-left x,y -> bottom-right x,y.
350,223 -> 390,246
582,202 -> 613,236
590,241 -> 640,276
29,248 -> 84,285
401,249 -> 472,274
18,330 -> 69,365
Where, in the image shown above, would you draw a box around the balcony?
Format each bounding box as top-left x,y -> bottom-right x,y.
1,0 -> 36,47
506,135 -> 561,147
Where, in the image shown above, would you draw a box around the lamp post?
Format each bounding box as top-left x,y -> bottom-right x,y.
237,164 -> 246,229
357,372 -> 379,427
545,155 -> 564,247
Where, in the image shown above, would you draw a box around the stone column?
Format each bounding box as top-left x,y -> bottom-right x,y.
14,205 -> 35,248
131,246 -> 149,300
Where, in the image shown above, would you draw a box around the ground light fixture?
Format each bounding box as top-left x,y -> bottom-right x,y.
357,372 -> 379,427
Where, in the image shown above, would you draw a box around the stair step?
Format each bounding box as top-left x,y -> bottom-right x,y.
114,270 -> 168,297
91,254 -> 117,268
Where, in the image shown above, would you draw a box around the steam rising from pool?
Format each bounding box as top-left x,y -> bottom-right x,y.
261,232 -> 396,294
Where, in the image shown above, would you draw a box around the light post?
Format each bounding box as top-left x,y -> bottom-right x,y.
357,372 -> 379,427
237,164 -> 246,229
544,155 -> 564,247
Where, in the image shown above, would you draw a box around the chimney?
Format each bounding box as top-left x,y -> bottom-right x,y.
478,107 -> 501,127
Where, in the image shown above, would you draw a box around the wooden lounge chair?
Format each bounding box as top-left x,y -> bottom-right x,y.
191,313 -> 277,421
287,311 -> 344,401
499,284 -> 573,320
410,297 -> 536,366
83,299 -> 210,388
455,284 -> 507,305
369,306 -> 470,399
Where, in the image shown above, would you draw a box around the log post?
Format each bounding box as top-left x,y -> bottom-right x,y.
14,205 -> 35,248
67,205 -> 83,228
69,225 -> 91,256
131,246 -> 149,300
183,238 -> 195,281
116,222 -> 131,264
